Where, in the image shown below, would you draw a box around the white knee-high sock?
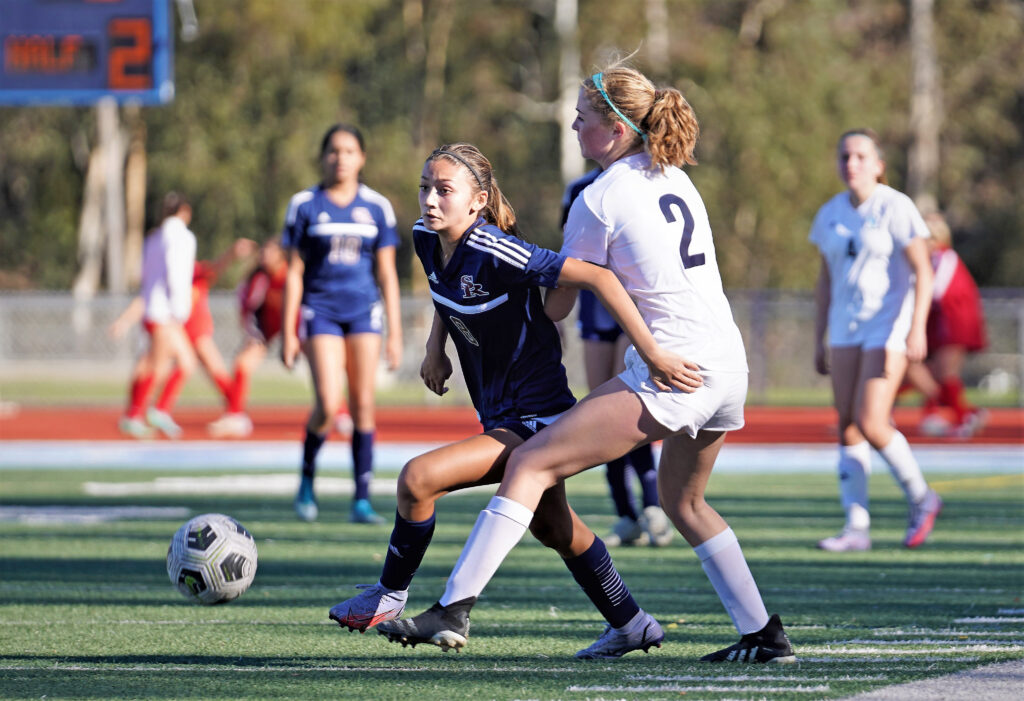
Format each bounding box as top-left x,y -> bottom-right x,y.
439,496 -> 533,606
693,527 -> 769,635
838,441 -> 872,531
878,431 -> 928,503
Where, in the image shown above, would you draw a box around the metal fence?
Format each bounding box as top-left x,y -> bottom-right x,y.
1,290 -> 1021,404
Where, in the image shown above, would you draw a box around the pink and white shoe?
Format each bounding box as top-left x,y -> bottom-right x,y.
904,489 -> 943,548
817,527 -> 871,552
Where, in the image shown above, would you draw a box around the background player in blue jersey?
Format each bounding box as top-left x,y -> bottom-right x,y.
333,142 -> 691,659
281,124 -> 403,524
563,168 -> 671,549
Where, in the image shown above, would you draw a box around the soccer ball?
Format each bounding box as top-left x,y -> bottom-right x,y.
166,513 -> 258,604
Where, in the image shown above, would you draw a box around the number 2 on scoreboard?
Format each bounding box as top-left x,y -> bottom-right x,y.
107,18 -> 153,90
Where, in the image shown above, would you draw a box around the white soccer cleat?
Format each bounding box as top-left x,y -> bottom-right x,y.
146,408 -> 182,439
207,412 -> 254,438
329,583 -> 408,632
604,516 -> 649,547
639,505 -> 674,547
919,412 -> 951,437
817,527 -> 871,552
118,416 -> 155,439
575,611 -> 664,659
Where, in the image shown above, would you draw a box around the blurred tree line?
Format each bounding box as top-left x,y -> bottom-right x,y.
0,0 -> 1021,291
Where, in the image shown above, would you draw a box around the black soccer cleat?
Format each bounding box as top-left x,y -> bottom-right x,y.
699,613 -> 797,664
377,597 -> 476,652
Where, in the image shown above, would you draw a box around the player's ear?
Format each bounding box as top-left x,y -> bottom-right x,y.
469,189 -> 488,216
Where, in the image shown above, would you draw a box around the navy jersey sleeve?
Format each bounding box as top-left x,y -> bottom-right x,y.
467,226 -> 565,289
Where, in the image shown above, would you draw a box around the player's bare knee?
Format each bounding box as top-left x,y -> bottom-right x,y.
676,496 -> 709,530
397,458 -> 438,510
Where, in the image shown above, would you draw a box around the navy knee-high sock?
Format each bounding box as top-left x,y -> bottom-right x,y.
379,511 -> 436,591
301,430 -> 326,480
564,536 -> 640,628
605,457 -> 637,520
351,429 -> 374,501
628,444 -> 659,509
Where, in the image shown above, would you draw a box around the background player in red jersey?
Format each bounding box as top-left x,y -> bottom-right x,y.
904,212 -> 989,438
112,235 -> 257,438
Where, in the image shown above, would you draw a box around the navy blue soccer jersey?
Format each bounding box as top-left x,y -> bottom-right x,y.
282,183 -> 399,322
413,218 -> 576,429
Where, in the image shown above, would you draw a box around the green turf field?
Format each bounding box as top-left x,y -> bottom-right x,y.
1,467 -> 1021,700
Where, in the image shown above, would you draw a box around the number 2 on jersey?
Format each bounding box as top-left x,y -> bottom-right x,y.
659,194 -> 706,269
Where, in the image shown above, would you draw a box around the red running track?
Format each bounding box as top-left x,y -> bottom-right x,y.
1,405 -> 1020,445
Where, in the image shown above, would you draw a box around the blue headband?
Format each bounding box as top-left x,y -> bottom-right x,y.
591,72 -> 646,140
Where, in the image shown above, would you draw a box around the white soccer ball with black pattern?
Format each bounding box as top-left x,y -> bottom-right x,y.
166,513 -> 258,604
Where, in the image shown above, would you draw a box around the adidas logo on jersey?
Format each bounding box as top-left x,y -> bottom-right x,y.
427,271 -> 439,283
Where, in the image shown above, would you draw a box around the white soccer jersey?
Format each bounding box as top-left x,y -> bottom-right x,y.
809,184 -> 929,348
141,215 -> 197,324
562,152 -> 748,373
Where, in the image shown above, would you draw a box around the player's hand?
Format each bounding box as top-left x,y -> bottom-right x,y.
814,342 -> 830,376
385,334 -> 403,371
645,348 -> 703,393
281,333 -> 300,370
420,349 -> 452,396
905,327 -> 927,363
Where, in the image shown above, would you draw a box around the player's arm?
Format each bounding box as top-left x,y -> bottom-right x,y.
904,237 -> 933,363
556,257 -> 702,393
108,296 -> 145,340
281,247 -> 304,369
543,286 -> 578,322
208,238 -> 259,279
374,245 -> 403,371
813,255 -> 831,375
420,310 -> 452,396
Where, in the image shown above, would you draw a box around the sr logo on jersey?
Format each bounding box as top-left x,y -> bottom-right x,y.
460,275 -> 486,299
449,316 -> 479,346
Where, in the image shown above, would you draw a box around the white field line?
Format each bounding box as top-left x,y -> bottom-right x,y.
874,630 -> 1024,637
0,505 -> 190,524
626,674 -> 886,682
801,645 -> 1022,654
799,656 -> 980,663
0,663 -> 583,674
81,474 -> 496,497
839,638 -> 1024,646
955,616 -> 1024,624
83,474 -> 394,496
567,684 -> 831,693
5,440 -> 1022,473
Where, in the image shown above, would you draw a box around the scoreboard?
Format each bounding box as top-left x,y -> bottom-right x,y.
0,0 -> 173,105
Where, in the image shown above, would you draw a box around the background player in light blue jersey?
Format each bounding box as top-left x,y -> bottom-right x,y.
562,168 -> 671,549
334,142 -> 691,659
281,124 -> 403,524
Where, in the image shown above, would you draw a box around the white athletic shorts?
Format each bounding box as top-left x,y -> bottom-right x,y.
830,292 -> 914,352
619,346 -> 747,438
